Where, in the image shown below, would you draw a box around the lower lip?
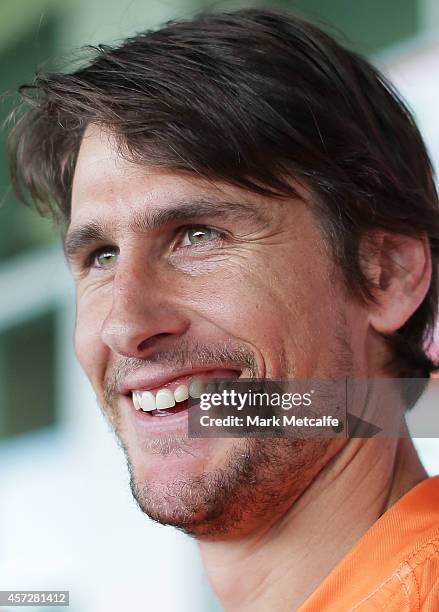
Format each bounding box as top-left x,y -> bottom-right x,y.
131,397 -> 190,434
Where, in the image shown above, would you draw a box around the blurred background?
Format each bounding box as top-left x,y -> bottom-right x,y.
0,1 -> 438,611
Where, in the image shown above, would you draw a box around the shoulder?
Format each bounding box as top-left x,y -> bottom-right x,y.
299,477 -> 439,611
351,529 -> 439,610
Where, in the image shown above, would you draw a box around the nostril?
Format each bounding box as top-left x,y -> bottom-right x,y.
137,333 -> 173,353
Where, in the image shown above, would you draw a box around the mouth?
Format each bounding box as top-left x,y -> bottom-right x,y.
127,369 -> 242,418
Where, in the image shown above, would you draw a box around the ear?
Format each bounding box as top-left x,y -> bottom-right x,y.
360,231 -> 432,334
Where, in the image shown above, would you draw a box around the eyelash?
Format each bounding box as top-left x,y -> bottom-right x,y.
85,225 -> 225,270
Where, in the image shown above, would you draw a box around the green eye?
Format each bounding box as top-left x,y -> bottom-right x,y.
185,227 -> 217,245
94,248 -> 118,268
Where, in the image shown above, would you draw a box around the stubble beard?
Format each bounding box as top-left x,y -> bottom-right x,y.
102,316 -> 353,539
123,435 -> 333,539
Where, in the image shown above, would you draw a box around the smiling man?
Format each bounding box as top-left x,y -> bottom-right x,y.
8,8 -> 439,611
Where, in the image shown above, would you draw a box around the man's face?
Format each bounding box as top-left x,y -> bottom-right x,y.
69,125 -> 370,538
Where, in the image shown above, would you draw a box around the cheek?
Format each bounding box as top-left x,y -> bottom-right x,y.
200,247 -> 345,376
73,293 -> 109,383
179,255 -> 328,375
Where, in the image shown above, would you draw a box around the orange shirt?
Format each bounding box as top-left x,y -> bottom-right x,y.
299,476 -> 439,611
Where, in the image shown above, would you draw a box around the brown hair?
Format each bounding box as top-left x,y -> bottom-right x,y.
8,8 -> 439,377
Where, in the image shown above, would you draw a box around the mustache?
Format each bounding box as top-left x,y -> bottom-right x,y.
103,339 -> 258,405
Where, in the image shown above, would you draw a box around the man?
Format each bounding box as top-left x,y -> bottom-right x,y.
8,8 -> 439,610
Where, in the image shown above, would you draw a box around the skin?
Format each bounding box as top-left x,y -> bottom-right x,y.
70,124 -> 431,610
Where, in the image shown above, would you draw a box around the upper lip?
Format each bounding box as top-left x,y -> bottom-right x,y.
119,367 -> 242,395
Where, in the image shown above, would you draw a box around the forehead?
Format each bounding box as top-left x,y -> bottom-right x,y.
71,124 -> 312,230
71,124 -> 202,225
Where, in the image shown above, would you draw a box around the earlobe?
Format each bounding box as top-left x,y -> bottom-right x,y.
362,231 -> 432,334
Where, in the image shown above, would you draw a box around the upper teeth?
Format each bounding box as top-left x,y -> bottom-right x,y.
133,381 -> 202,412
156,389 -> 175,410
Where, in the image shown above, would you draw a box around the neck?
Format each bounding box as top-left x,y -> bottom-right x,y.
198,435 -> 427,611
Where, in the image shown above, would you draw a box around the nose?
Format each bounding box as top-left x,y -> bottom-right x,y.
100,258 -> 190,358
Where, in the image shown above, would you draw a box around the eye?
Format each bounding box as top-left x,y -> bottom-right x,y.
91,247 -> 119,269
179,226 -> 221,247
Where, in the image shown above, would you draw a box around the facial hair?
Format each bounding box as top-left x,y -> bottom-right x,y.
100,318 -> 353,539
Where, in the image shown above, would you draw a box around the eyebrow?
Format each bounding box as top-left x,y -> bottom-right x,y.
63,198 -> 267,263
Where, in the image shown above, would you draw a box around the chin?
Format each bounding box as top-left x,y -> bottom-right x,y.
121,437 -> 251,538
126,461 -> 234,537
